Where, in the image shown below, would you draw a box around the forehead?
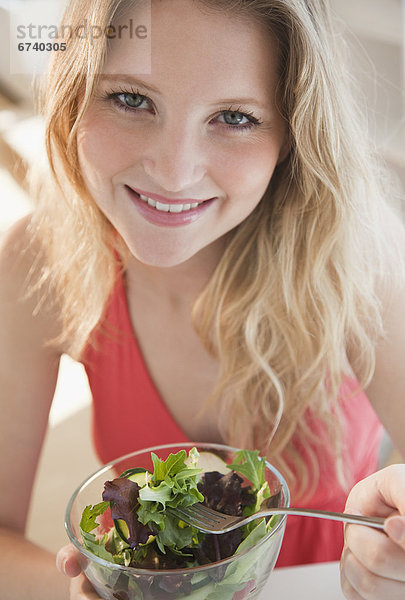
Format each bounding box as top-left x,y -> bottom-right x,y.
104,0 -> 279,97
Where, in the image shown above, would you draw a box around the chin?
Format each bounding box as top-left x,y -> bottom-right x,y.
127,243 -> 199,269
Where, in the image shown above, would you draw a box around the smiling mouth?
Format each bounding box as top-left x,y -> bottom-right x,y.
138,193 -> 200,213
127,186 -> 213,214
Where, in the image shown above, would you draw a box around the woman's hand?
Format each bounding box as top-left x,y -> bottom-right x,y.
341,463 -> 405,599
56,544 -> 103,599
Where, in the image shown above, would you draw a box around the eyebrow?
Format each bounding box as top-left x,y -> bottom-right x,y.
99,74 -> 162,95
98,74 -> 269,111
209,98 -> 269,110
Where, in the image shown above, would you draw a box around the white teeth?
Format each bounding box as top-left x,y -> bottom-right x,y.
155,201 -> 170,212
169,204 -> 183,213
138,192 -> 202,213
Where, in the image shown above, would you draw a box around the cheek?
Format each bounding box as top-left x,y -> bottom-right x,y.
77,118 -> 134,188
217,141 -> 278,198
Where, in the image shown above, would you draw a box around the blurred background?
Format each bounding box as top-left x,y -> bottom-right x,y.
0,0 -> 404,553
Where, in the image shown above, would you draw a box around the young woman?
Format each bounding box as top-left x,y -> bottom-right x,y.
1,0 -> 404,598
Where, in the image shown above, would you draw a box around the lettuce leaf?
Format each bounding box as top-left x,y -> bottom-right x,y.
79,501 -> 115,562
226,449 -> 267,491
102,478 -> 152,549
226,449 -> 270,513
80,501 -> 110,533
136,448 -> 204,553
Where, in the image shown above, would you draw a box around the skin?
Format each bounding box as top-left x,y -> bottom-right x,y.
75,0 -> 288,443
76,2 -> 288,270
0,1 -> 404,599
341,467 -> 405,599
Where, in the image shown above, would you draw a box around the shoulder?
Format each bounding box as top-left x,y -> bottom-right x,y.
0,214 -> 41,305
369,201 -> 405,310
362,203 -> 405,455
370,202 -> 405,363
0,215 -> 36,308
0,214 -> 65,354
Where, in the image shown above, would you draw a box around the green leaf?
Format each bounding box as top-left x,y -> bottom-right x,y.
151,450 -> 189,482
204,520 -> 269,599
227,450 -> 268,492
80,528 -> 115,562
137,448 -> 204,551
139,480 -> 173,504
156,513 -> 199,551
79,501 -> 109,533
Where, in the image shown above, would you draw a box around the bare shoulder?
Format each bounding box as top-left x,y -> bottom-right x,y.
374,202 -> 405,306
364,203 -> 405,457
0,214 -> 40,295
0,214 -> 63,347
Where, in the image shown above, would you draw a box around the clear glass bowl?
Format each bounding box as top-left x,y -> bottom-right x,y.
65,442 -> 290,600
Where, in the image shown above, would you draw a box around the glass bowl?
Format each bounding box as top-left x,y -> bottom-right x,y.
65,442 -> 290,600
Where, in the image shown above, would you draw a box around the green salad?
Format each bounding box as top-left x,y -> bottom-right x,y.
79,447 -> 282,599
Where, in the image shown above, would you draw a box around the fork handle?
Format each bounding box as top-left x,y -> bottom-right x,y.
261,508 -> 386,530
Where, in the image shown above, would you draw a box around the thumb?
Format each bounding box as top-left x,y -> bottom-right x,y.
56,543 -> 83,578
385,516 -> 405,549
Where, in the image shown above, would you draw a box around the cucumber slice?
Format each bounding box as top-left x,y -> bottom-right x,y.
192,451 -> 228,475
119,467 -> 151,487
114,518 -> 156,546
114,518 -> 130,543
119,467 -> 148,479
128,470 -> 151,487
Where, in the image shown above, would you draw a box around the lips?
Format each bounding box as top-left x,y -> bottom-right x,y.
126,186 -> 213,212
125,185 -> 216,227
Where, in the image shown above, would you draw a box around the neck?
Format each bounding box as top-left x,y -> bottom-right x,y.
125,236 -> 229,311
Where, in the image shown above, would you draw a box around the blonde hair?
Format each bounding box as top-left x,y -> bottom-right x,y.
29,0 -> 400,498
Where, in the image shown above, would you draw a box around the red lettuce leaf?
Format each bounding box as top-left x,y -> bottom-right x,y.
102,477 -> 152,549
198,471 -> 255,516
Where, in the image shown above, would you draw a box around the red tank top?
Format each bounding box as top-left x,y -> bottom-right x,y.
82,273 -> 383,567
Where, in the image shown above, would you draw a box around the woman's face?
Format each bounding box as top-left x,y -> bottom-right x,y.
77,0 -> 288,268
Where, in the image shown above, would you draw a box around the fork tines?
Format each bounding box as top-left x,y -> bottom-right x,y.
174,503 -> 228,527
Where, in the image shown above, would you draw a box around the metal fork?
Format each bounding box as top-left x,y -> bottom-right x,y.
168,503 -> 386,534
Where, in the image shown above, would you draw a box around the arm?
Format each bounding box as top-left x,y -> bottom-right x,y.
341,206 -> 405,599
0,217 -> 69,599
362,226 -> 405,461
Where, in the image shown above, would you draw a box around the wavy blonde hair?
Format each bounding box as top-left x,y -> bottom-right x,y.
29,0 -> 400,498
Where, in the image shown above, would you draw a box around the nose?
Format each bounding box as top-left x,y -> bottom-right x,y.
140,123 -> 207,193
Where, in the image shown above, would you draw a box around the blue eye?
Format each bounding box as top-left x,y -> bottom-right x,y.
103,88 -> 153,113
216,108 -> 262,132
117,92 -> 147,109
220,111 -> 250,126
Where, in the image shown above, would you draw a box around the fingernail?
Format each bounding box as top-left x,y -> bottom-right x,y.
61,557 -> 70,575
386,518 -> 405,543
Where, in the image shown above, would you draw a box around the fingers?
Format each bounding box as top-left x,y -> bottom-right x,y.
341,546 -> 405,600
344,523 -> 405,581
57,549 -> 102,599
70,573 -> 103,599
385,516 -> 405,549
345,465 -> 405,517
341,467 -> 405,598
56,543 -> 83,578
